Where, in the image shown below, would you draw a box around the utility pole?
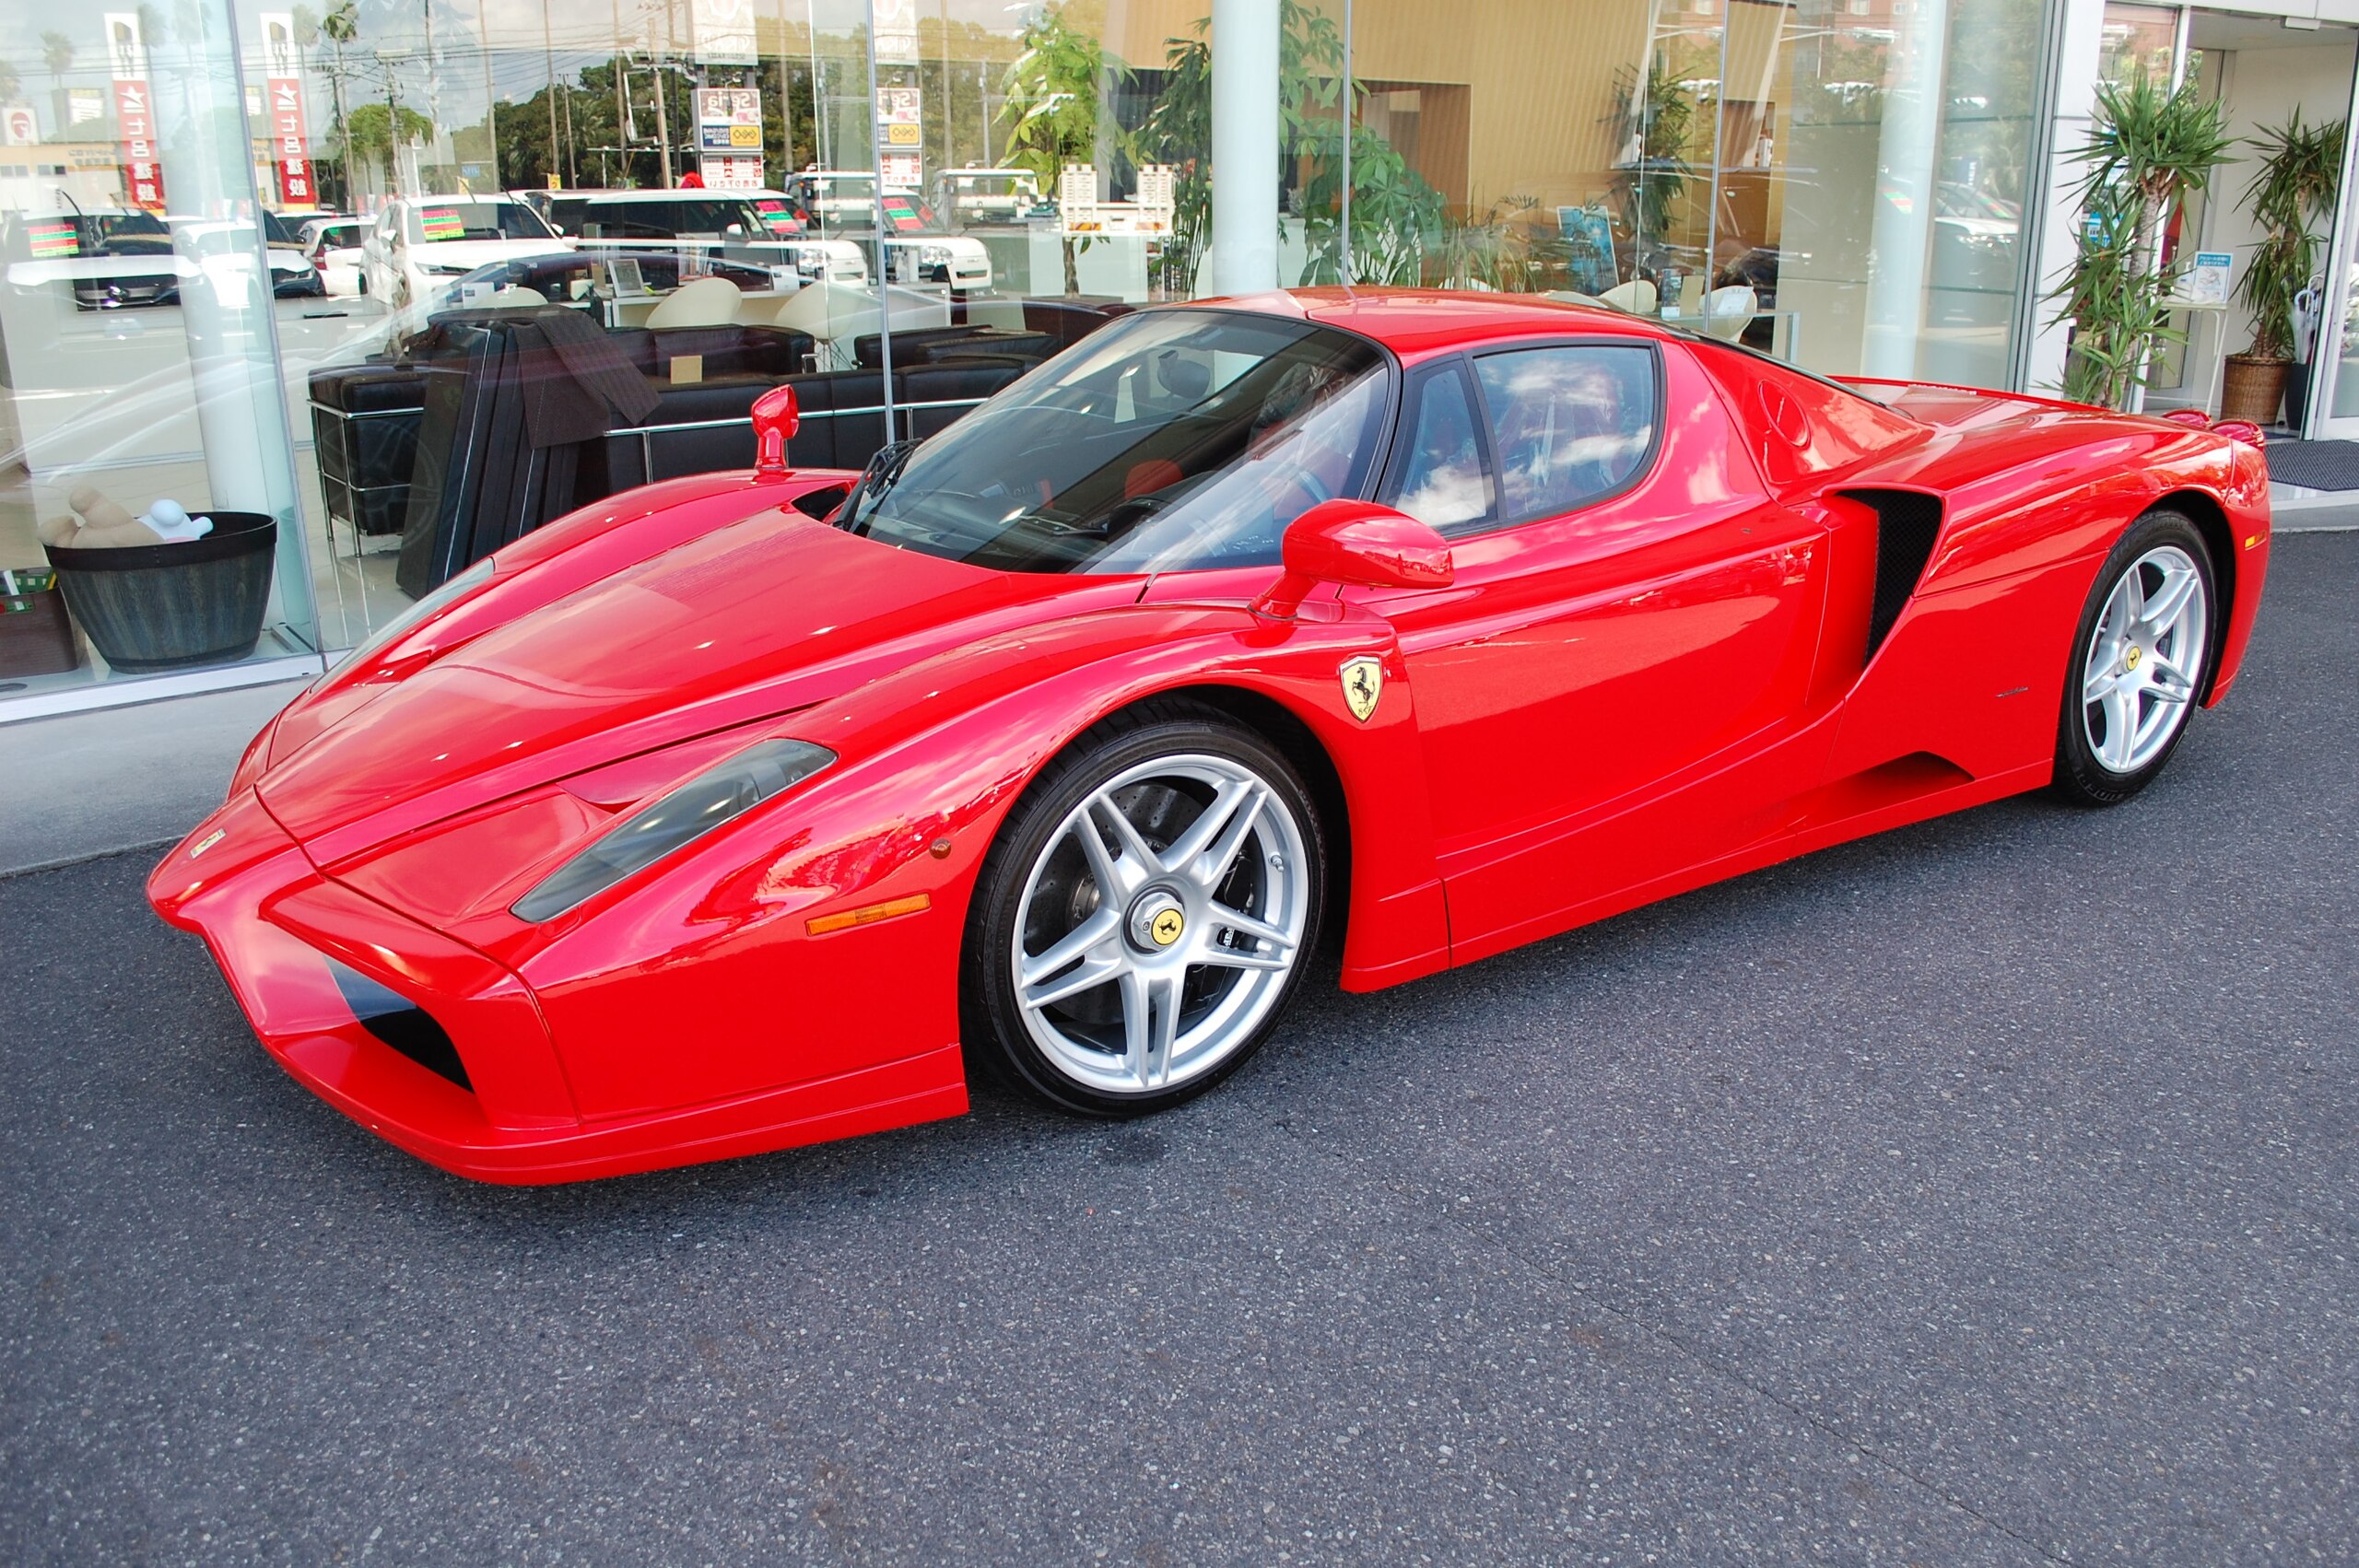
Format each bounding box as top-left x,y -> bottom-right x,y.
542,0 -> 561,184
612,0 -> 630,183
651,61 -> 674,185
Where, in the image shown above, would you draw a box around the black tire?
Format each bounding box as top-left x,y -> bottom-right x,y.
2052,509 -> 2216,807
961,699 -> 1327,1117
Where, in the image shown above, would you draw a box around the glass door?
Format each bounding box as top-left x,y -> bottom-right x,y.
2304,52 -> 2359,437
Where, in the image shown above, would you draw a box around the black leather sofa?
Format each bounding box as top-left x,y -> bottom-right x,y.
308,299 -> 1115,597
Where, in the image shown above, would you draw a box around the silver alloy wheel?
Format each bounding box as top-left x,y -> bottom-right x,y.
1010,753 -> 1310,1096
2081,543 -> 2208,774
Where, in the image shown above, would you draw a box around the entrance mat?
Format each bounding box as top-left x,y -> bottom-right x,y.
2265,439 -> 2359,492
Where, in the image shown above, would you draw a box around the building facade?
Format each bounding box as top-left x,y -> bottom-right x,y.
0,0 -> 2353,721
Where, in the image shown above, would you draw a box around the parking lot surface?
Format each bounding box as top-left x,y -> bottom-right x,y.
5,533 -> 2353,1564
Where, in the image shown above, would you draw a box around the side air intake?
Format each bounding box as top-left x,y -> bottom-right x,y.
1843,488 -> 1944,664
328,959 -> 474,1091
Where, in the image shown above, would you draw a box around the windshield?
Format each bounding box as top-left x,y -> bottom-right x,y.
406,202 -> 555,243
838,310 -> 1392,575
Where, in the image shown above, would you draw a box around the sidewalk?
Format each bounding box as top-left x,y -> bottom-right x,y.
2269,438 -> 2359,532
0,680 -> 300,876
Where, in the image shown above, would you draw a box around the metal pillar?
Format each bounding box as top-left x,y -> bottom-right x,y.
1209,0 -> 1279,296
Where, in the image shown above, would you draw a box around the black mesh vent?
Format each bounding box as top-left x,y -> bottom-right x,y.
1848,488 -> 1944,664
327,960 -> 473,1092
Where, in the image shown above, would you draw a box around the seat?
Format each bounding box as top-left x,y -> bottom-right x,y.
487,285 -> 546,306
1598,279 -> 1657,315
644,275 -> 744,329
1700,286 -> 1758,342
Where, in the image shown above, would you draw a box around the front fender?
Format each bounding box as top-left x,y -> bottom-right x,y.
503,601 -> 1451,1119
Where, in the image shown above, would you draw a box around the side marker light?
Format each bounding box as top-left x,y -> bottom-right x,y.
807,894 -> 932,936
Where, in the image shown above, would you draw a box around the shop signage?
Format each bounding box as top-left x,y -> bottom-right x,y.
102,12 -> 164,212
695,88 -> 763,188
2172,251 -> 2233,309
690,0 -> 758,64
259,13 -> 317,212
875,86 -> 921,190
874,0 -> 920,64
0,104 -> 35,146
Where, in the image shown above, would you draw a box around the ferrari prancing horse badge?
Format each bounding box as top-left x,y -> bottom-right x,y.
1340,656 -> 1384,722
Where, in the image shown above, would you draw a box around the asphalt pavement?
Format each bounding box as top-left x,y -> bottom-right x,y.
5,533 -> 2354,1564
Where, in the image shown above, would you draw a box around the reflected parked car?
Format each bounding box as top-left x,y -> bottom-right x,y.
786,170 -> 994,290
931,167 -> 1046,229
359,196 -> 574,310
299,215 -> 369,297
534,187 -> 871,287
1,208 -> 319,309
1932,181 -> 2022,300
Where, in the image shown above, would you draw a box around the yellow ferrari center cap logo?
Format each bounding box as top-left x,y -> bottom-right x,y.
1340,655 -> 1385,722
1150,907 -> 1185,947
2124,645 -> 2142,671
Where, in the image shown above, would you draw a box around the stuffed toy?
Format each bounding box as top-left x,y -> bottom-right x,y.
38,488 -> 214,549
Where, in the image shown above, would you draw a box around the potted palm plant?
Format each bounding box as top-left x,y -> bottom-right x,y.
2224,110 -> 2344,426
2053,72 -> 2231,411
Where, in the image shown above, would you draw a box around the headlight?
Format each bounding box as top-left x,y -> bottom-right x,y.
919,244 -> 952,265
421,261 -> 473,276
512,738 -> 836,922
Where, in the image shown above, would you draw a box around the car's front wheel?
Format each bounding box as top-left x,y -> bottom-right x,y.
962,703 -> 1325,1116
2052,509 -> 2215,805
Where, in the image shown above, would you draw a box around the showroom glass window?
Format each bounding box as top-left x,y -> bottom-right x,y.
0,0 -> 319,710
1347,0 -> 2044,388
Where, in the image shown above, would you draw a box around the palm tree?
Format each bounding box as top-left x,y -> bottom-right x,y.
999,4 -> 1110,296
41,29 -> 74,84
317,0 -> 358,190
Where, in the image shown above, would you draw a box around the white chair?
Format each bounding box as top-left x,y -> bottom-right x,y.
1700,285 -> 1759,341
1599,279 -> 1658,316
644,275 -> 744,330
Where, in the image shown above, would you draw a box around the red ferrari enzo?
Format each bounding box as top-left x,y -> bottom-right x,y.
151,290 -> 2271,1183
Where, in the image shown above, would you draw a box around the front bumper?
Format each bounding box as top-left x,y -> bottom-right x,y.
147,789 -> 966,1184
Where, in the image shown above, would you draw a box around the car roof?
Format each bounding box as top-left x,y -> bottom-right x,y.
558,189 -> 754,202
1197,287 -> 1678,360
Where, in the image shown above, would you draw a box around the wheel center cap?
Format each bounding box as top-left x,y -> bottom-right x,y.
2125,644 -> 2143,672
1129,894 -> 1186,952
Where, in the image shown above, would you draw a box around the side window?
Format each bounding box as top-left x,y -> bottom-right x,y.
1385,363 -> 1496,531
1471,345 -> 1658,525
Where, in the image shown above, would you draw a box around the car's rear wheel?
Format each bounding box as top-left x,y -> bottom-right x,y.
962,703 -> 1324,1117
2052,509 -> 2215,806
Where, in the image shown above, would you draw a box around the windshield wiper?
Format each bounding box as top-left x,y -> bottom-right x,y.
834,439 -> 922,534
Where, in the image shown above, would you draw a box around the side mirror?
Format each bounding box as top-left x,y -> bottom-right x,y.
1258,499 -> 1452,619
1282,498 -> 1453,589
753,384 -> 800,474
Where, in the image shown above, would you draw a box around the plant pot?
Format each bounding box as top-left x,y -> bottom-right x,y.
0,578 -> 82,678
2220,354 -> 2291,426
44,511 -> 277,673
2285,357 -> 2313,430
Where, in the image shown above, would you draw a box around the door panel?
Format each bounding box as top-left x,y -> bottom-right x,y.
1353,341 -> 1830,951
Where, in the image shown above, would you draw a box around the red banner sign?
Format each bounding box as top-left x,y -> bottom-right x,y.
111,76 -> 164,212
266,76 -> 315,210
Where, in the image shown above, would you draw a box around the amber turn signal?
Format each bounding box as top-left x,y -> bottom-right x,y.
806,893 -> 932,936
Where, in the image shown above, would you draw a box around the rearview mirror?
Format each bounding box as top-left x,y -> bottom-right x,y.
753,385 -> 801,474
1281,499 -> 1453,590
